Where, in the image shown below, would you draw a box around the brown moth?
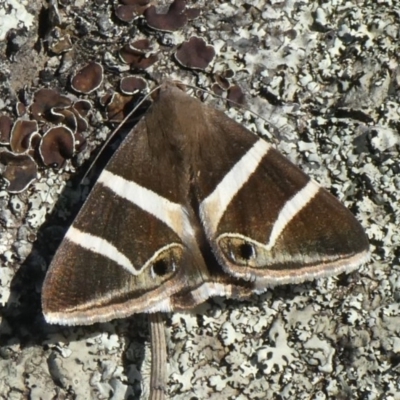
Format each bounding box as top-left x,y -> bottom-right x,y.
42,81 -> 369,325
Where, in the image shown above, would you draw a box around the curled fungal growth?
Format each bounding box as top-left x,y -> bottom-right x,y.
71,62 -> 104,94
175,36 -> 216,70
144,0 -> 188,32
10,119 -> 39,154
39,126 -> 75,168
0,150 -> 38,193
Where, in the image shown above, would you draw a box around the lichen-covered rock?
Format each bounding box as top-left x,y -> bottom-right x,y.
0,0 -> 398,399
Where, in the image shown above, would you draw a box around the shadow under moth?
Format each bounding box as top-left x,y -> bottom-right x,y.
41,81 -> 369,325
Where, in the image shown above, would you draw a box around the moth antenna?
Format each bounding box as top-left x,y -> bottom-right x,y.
80,85 -> 162,185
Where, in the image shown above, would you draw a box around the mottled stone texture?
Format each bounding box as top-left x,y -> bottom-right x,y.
0,0 -> 399,399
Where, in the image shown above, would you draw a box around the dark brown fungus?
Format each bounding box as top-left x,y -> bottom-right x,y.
120,0 -> 150,5
120,76 -> 147,95
227,85 -> 245,105
144,0 -> 188,32
106,92 -> 136,122
285,29 -> 297,40
119,43 -> 139,64
30,88 -> 71,122
214,74 -> 231,91
0,150 -> 38,193
0,115 -> 13,145
73,100 -> 92,118
175,36 -> 215,70
119,42 -> 158,70
115,1 -> 150,22
70,107 -> 89,133
29,133 -> 41,153
10,119 -> 39,153
39,126 -> 75,168
115,5 -> 137,22
50,107 -> 77,132
224,68 -> 235,79
185,7 -> 200,20
48,28 -> 73,54
213,68 -> 236,91
71,62 -> 103,94
15,102 -> 27,117
74,131 -> 87,153
52,100 -> 91,133
130,38 -> 152,51
211,83 -> 224,97
100,92 -> 113,107
48,101 -> 90,133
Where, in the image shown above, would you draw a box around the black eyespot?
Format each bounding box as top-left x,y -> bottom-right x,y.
238,242 -> 254,260
152,259 -> 170,277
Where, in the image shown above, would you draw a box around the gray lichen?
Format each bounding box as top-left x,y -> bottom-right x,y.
0,0 -> 399,399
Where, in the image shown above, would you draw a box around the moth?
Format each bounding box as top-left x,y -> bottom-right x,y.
42,81 -> 369,325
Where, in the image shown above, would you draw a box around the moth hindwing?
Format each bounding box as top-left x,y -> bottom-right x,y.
42,81 -> 369,325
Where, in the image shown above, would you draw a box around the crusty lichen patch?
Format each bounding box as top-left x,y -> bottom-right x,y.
0,0 -> 399,399
0,0 -> 34,41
